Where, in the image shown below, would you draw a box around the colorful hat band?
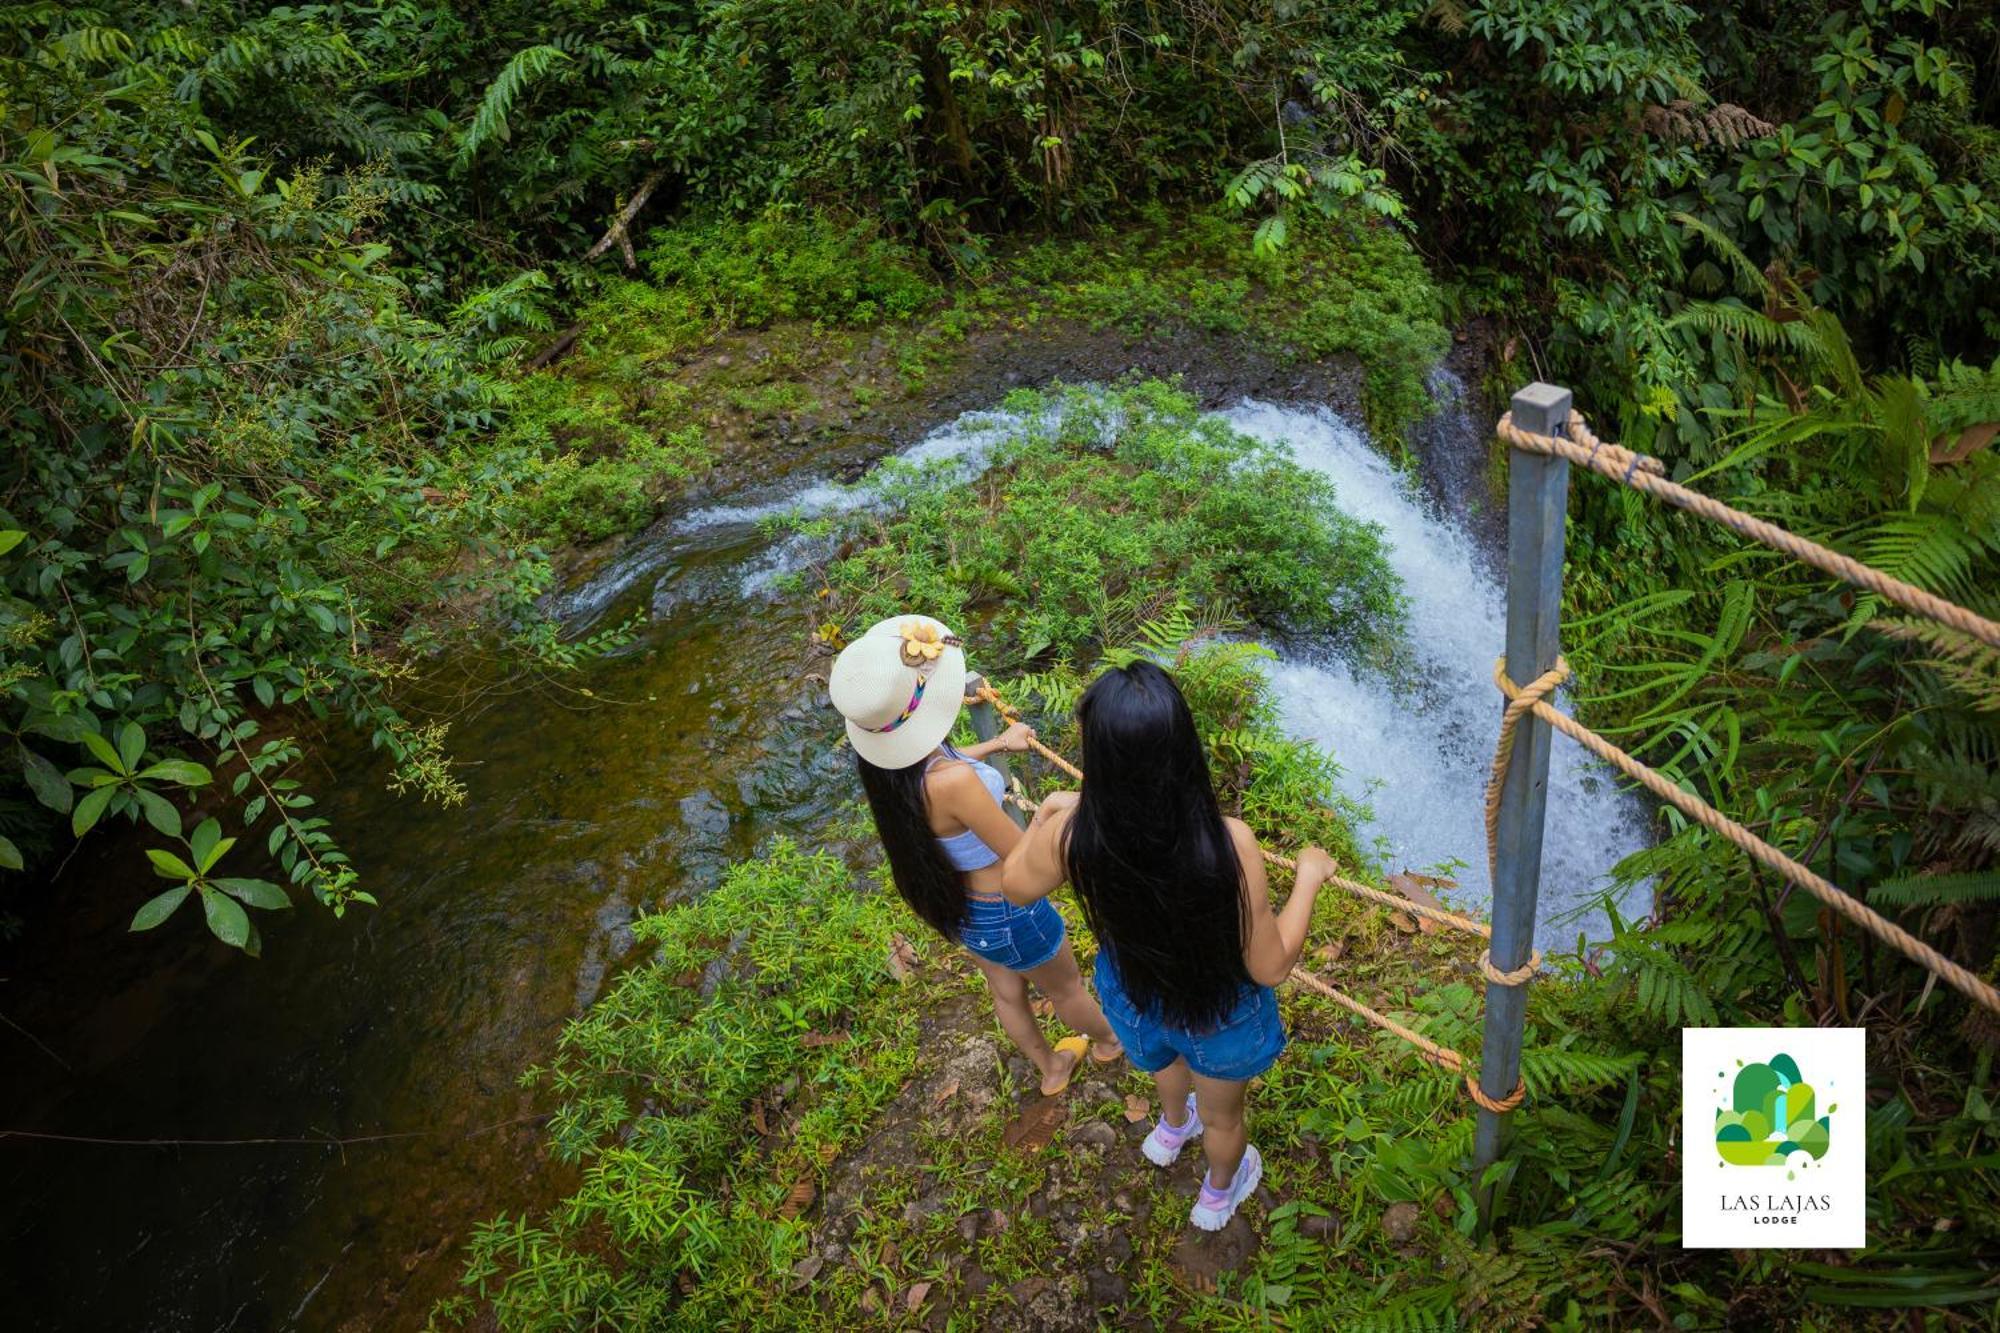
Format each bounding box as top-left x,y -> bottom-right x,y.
863,675 -> 930,734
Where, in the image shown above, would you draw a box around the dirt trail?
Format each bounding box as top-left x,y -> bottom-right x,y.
794,953 -> 1336,1329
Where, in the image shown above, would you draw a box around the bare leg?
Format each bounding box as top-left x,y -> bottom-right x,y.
1023,943 -> 1121,1058
1153,1057 -> 1195,1128
970,953 -> 1057,1079
1191,1071 -> 1250,1188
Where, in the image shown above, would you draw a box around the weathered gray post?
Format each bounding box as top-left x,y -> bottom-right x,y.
962,672 -> 1025,828
1473,383 -> 1571,1214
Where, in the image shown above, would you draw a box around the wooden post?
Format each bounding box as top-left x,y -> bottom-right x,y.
963,673 -> 1025,828
1473,382 -> 1571,1217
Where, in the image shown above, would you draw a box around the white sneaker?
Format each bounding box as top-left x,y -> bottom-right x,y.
1189,1144 -> 1262,1231
1141,1093 -> 1203,1166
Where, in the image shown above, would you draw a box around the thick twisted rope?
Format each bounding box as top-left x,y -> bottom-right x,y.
970,682 -> 1530,1108
1288,968 -> 1525,1112
1491,657 -> 2000,1016
1498,411 -> 2000,649
1483,656 -> 1571,888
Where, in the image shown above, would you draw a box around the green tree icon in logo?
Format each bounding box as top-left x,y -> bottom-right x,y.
1715,1053 -> 1833,1167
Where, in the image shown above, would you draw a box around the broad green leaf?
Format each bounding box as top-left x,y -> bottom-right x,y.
72,784 -> 115,836
80,729 -> 127,775
130,885 -> 192,931
215,878 -> 290,910
0,835 -> 20,871
117,721 -> 145,771
201,888 -> 251,949
135,788 -> 182,838
0,530 -> 25,556
136,759 -> 212,786
199,836 -> 236,873
145,847 -> 197,880
190,817 -> 223,870
19,745 -> 72,814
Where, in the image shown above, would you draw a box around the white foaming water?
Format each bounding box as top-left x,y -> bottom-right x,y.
670,408 -> 1032,594
1219,399 -> 1652,950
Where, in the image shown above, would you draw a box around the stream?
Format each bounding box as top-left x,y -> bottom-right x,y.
1,376 -> 1650,1331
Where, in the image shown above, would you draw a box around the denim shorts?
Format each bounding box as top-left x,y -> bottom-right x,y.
958,895 -> 1066,972
1094,951 -> 1286,1081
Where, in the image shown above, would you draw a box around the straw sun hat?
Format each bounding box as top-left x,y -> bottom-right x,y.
829,615 -> 969,769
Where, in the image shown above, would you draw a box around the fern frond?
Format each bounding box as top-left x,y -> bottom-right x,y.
1672,211 -> 1768,301
1869,872 -> 2000,908
1874,618 -> 2000,713
460,44 -> 571,164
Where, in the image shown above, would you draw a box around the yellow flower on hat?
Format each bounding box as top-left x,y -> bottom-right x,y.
898,619 -> 946,665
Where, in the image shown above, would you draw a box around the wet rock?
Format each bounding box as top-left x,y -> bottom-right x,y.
1103,1229 -> 1134,1266
1110,1190 -> 1135,1214
678,789 -> 730,839
956,1210 -> 985,1243
1300,1211 -> 1340,1240
1009,1277 -> 1052,1305
1071,1121 -> 1118,1150
1077,1080 -> 1112,1104
902,1192 -> 950,1225
1172,1212 -> 1260,1285
1086,1270 -> 1129,1308
1382,1202 -> 1421,1243
960,1264 -> 993,1298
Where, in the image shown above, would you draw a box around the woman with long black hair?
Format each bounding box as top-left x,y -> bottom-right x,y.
831,615 -> 1121,1096
1003,660 -> 1335,1230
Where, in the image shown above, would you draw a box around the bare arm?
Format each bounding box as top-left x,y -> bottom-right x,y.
930,764 -> 1025,858
959,721 -> 1034,763
1236,823 -> 1335,986
1000,789 -> 1077,905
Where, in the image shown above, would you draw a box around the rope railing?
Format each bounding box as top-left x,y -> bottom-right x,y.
967,682 -> 1529,1112
1490,656 -> 2000,1016
1489,407 -> 2000,1017
1498,410 -> 2000,649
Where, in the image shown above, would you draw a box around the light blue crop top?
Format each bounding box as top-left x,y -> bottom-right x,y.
926,744 -> 1008,871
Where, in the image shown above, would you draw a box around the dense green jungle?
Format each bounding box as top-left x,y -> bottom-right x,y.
3,1 -> 1999,1328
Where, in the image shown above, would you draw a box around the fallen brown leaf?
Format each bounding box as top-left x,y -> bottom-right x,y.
930,1079 -> 960,1111
817,1142 -> 839,1166
788,1255 -> 824,1290
800,1029 -> 849,1049
777,1178 -> 816,1220
1001,1098 -> 1068,1154
1933,421 -> 1998,466
905,1280 -> 933,1312
1386,872 -> 1445,935
1313,940 -> 1346,964
1387,909 -> 1418,934
1123,1094 -> 1151,1123
887,933 -> 919,982
750,1099 -> 770,1136
1030,996 -> 1056,1019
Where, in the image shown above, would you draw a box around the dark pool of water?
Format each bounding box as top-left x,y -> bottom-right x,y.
0,503 -> 861,1330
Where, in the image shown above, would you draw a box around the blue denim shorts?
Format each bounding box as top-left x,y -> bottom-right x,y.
958,895 -> 1066,972
1094,951 -> 1286,1081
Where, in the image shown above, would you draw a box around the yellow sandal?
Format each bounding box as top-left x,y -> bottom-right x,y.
1040,1036 -> 1091,1096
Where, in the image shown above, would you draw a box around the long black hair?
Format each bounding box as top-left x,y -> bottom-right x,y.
856,753 -> 970,942
1064,660 -> 1251,1029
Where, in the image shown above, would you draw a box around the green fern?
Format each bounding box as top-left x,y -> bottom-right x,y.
1869,871 -> 2000,908
459,44 -> 571,164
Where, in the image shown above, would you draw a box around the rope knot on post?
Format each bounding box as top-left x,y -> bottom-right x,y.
1465,1075 -> 1528,1114
1485,655 -> 1572,884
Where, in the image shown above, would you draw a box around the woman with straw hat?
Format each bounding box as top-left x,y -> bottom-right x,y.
832,614 -> 1120,1095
